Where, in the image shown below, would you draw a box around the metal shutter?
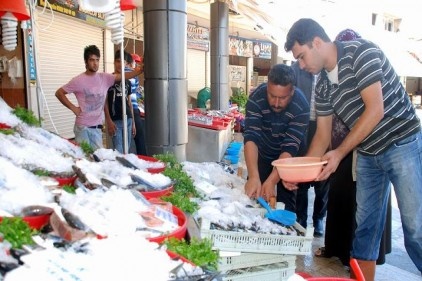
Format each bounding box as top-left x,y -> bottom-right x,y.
187,49 -> 208,101
36,11 -> 104,139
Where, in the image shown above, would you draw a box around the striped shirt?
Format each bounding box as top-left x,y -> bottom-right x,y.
125,66 -> 140,110
244,83 -> 310,160
315,40 -> 421,155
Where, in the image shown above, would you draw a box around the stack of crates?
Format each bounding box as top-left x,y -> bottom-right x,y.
200,218 -> 314,281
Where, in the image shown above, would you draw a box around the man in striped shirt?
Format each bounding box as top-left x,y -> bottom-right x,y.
243,64 -> 310,212
285,18 -> 422,280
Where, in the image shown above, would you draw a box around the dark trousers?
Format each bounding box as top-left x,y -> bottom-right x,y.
258,155 -> 296,212
296,179 -> 329,228
133,108 -> 147,155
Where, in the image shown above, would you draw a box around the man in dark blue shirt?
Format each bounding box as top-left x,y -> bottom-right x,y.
243,64 -> 310,211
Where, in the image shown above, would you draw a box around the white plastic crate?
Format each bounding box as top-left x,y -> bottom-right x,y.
200,219 -> 313,255
219,252 -> 296,271
222,262 -> 296,281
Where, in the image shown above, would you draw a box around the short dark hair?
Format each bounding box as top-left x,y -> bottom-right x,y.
284,18 -> 331,52
114,50 -> 132,64
84,45 -> 100,62
267,64 -> 296,87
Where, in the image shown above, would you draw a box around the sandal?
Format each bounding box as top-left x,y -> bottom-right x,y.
314,247 -> 331,258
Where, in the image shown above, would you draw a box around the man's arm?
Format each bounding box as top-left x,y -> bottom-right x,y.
115,66 -> 143,81
315,82 -> 384,180
244,140 -> 261,198
244,140 -> 259,180
55,88 -> 80,116
104,95 -> 116,136
307,114 -> 332,157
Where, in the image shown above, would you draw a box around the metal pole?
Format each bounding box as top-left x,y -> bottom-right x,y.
120,30 -> 128,154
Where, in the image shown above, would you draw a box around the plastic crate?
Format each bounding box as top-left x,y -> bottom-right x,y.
200,219 -> 313,255
219,252 -> 296,272
222,262 -> 296,281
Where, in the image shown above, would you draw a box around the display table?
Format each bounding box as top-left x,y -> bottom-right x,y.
186,123 -> 233,163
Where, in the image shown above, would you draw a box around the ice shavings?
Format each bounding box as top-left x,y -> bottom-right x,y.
93,148 -> 165,170
4,234 -> 203,281
0,98 -> 22,127
92,147 -> 121,161
74,158 -> 171,190
0,133 -> 74,177
124,153 -> 165,169
59,187 -> 151,237
0,156 -> 54,215
182,161 -> 296,235
17,124 -> 85,159
74,159 -> 135,187
130,168 -> 172,189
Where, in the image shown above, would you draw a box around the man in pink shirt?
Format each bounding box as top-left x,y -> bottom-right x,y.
55,45 -> 143,150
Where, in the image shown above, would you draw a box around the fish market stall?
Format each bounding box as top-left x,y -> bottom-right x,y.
0,96 -> 311,280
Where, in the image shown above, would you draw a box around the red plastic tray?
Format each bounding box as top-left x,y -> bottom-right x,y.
166,250 -> 195,265
141,185 -> 174,200
147,205 -> 187,243
0,215 -> 51,230
54,175 -> 77,187
188,119 -> 231,130
0,122 -> 11,129
137,155 -> 166,174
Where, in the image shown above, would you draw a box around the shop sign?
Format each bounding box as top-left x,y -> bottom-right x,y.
26,22 -> 36,84
187,23 -> 209,51
229,36 -> 271,59
252,40 -> 271,59
229,65 -> 245,82
37,0 -> 105,28
229,36 -> 253,57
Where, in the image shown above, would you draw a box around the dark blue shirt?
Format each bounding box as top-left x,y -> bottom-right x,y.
244,83 -> 310,161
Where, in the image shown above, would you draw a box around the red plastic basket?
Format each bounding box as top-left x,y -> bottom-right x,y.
54,175 -> 77,187
137,155 -> 166,174
0,122 -> 11,129
166,250 -> 195,265
141,185 -> 174,199
0,215 -> 51,230
147,205 -> 187,243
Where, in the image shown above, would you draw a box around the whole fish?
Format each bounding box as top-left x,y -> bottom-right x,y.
130,174 -> 174,191
61,208 -> 89,231
115,156 -> 138,169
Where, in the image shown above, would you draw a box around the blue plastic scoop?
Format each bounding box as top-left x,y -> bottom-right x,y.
257,197 -> 297,226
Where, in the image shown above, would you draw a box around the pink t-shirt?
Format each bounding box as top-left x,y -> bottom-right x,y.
62,72 -> 115,126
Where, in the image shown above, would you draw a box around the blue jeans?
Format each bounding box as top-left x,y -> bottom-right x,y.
74,124 -> 103,150
352,131 -> 422,272
112,119 -> 133,154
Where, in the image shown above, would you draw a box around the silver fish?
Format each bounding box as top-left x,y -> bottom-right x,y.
115,156 -> 138,169
61,208 -> 89,231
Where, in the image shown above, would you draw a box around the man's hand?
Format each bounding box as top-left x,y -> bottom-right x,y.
282,180 -> 299,191
72,107 -> 81,117
260,180 -> 277,201
106,121 -> 117,136
315,149 -> 341,181
245,177 -> 261,199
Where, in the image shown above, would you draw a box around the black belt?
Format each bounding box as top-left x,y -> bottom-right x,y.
88,125 -> 103,129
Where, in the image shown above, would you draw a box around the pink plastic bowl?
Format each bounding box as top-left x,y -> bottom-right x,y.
272,157 -> 327,182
